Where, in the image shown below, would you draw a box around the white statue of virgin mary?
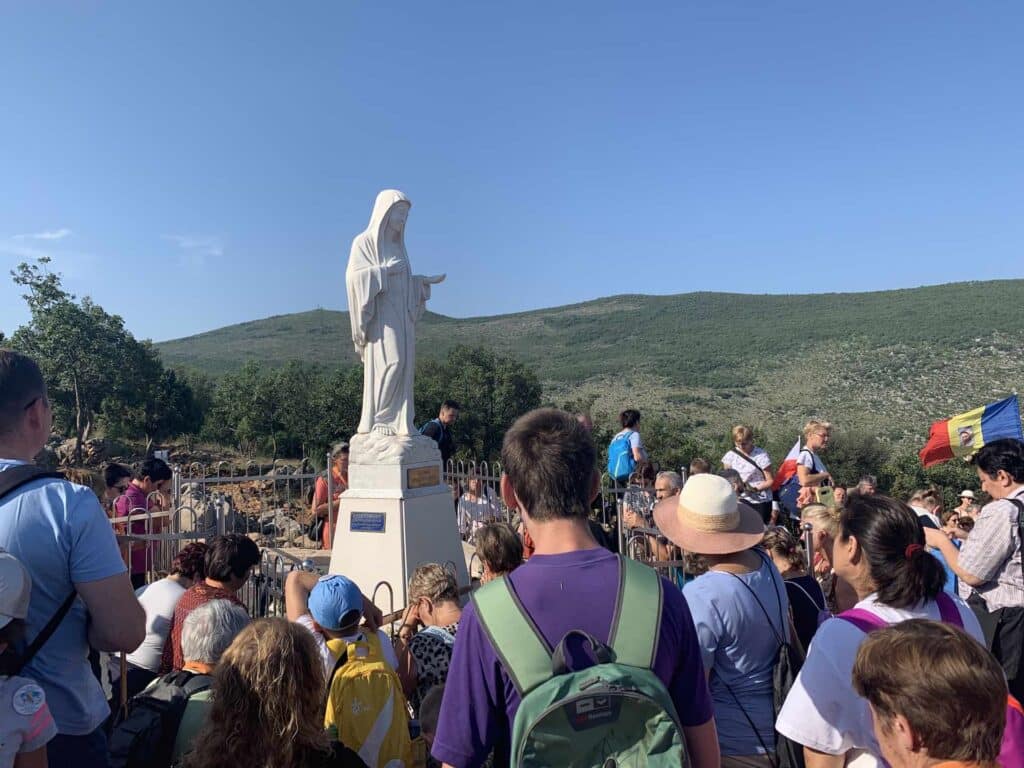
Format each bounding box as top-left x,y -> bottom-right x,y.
346,190 -> 444,437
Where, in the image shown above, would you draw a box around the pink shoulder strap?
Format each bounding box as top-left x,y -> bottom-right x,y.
837,608 -> 887,633
840,594 -> 964,634
934,591 -> 964,629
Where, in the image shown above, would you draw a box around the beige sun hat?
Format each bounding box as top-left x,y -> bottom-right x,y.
959,490 -> 975,500
0,551 -> 31,630
653,473 -> 766,555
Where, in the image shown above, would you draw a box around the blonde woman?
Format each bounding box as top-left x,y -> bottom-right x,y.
722,425 -> 775,524
185,618 -> 366,768
796,421 -> 832,497
395,564 -> 462,718
800,503 -> 857,613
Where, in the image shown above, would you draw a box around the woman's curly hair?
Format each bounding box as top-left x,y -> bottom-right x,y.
185,618 -> 330,768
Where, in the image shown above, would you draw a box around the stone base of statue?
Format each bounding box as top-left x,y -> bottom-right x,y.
328,431 -> 470,612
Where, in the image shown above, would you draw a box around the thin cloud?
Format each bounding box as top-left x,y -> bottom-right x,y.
163,234 -> 224,262
13,228 -> 72,241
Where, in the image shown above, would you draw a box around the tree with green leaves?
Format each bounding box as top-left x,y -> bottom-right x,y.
9,258 -> 200,461
416,345 -> 543,462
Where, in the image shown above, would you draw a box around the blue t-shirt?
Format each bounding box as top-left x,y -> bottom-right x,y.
683,552 -> 789,756
0,460 -> 127,735
932,544 -> 959,594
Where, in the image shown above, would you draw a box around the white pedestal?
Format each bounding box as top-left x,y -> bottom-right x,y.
328,436 -> 469,613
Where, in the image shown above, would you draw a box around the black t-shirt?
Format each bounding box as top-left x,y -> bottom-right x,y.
421,419 -> 454,464
784,573 -> 826,653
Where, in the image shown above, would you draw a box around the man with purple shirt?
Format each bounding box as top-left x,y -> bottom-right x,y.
432,408 -> 720,768
114,457 -> 172,589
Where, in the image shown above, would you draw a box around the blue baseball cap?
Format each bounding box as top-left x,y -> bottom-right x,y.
308,574 -> 363,631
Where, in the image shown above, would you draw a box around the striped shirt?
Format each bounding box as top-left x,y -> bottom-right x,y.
957,487 -> 1024,611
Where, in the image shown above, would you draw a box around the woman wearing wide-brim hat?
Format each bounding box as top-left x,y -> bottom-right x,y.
654,473 -> 788,768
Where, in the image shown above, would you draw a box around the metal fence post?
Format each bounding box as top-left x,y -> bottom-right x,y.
326,452 -> 334,553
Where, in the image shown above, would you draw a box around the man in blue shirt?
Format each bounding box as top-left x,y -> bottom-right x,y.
0,350 -> 145,767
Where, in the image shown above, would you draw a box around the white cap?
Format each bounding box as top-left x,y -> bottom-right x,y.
959,490 -> 975,500
0,551 -> 31,630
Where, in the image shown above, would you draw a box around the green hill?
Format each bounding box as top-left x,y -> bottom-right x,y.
157,281 -> 1024,445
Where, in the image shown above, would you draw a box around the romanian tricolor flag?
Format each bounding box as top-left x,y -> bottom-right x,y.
919,395 -> 1023,468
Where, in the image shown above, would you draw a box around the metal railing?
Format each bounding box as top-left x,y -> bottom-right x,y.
108,457 -> 721,619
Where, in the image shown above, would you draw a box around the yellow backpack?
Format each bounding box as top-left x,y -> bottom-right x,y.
324,633 -> 412,768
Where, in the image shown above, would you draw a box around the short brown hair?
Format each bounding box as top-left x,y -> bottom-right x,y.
689,457 -> 711,475
474,522 -> 523,577
501,408 -> 596,522
852,619 -> 1006,763
0,350 -> 46,436
205,534 -> 261,582
172,542 -> 209,580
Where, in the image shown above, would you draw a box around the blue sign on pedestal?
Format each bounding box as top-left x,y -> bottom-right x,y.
350,512 -> 386,533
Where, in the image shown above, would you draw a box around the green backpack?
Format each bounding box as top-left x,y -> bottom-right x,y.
472,556 -> 689,768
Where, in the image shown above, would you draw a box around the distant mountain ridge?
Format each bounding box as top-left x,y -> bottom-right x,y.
157,280 -> 1024,445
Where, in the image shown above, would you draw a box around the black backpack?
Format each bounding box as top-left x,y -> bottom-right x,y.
720,561 -> 806,768
108,671 -> 213,768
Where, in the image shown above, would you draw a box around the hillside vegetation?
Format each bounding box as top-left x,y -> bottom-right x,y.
157,280 -> 1024,446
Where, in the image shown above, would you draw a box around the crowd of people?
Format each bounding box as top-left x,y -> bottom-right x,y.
1,347 -> 1023,768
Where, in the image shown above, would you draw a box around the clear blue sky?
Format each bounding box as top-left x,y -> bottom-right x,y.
1,2 -> 1021,342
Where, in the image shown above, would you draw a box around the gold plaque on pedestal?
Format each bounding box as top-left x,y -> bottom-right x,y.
407,466 -> 440,489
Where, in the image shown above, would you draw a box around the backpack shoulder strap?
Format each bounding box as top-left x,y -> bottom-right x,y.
724,559 -> 786,646
837,608 -> 887,633
471,576 -> 552,696
326,641 -> 349,686
181,673 -> 213,697
0,465 -> 65,503
609,556 -> 662,669
786,578 -> 825,614
12,590 -> 77,676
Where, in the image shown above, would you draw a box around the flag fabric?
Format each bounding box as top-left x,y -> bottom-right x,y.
772,438 -> 803,491
773,438 -> 803,517
919,395 -> 1023,468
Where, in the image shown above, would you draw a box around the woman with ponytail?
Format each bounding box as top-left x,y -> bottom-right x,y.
776,494 -> 985,768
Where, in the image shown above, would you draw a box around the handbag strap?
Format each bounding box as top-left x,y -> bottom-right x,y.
728,448 -> 766,480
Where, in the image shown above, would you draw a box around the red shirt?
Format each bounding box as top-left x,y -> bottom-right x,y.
313,471 -> 348,550
159,581 -> 246,672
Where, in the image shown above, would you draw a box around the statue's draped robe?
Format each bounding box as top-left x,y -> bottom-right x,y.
346,190 -> 431,435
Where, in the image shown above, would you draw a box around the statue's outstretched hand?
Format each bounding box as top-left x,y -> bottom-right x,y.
423,273 -> 446,285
